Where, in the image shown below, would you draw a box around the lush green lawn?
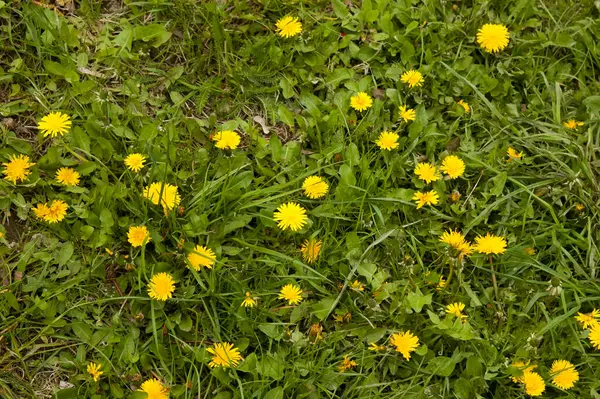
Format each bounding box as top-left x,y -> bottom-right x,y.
1,0 -> 600,398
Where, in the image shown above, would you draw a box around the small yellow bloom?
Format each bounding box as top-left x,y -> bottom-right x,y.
124,153 -> 146,172
574,309 -> 600,329
457,241 -> 475,258
412,190 -> 439,209
589,324 -> 600,349
55,167 -> 80,186
524,247 -> 536,256
241,292 -> 257,308
440,155 -> 465,179
38,112 -> 72,137
338,355 -> 357,372
389,331 -> 420,360
349,280 -> 364,291
398,105 -> 416,122
33,203 -> 50,220
274,202 -> 308,231
86,362 -> 103,382
458,100 -> 470,113
350,92 -> 373,112
437,276 -> 446,291
187,245 -> 216,270
401,70 -> 424,88
302,176 -> 329,199
575,203 -> 585,212
414,162 -> 439,184
510,360 -> 537,383
376,131 -> 399,150
207,342 -> 243,368
445,302 -> 467,320
3,154 -> 35,184
450,191 -> 461,202
563,120 -> 584,130
368,342 -> 386,351
474,233 -> 507,255
279,283 -> 303,305
143,182 -> 181,212
275,16 -> 302,38
44,200 -> 68,223
440,229 -> 465,248
301,238 -> 322,263
476,23 -> 510,53
522,371 -> 545,396
139,378 -> 168,399
213,130 -> 241,150
507,147 -> 524,161
147,272 -> 175,301
127,226 -> 151,247
550,360 -> 579,390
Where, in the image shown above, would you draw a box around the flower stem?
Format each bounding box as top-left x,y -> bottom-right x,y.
490,255 -> 500,308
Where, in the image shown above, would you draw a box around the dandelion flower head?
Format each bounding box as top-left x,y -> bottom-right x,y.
279,283 -> 303,305
56,167 -> 80,186
38,112 -> 72,137
522,371 -> 545,396
207,342 -> 243,368
87,362 -> 103,382
301,238 -> 322,264
302,176 -> 329,199
350,92 -> 373,112
390,331 -> 420,360
414,162 -> 439,184
376,131 -> 399,150
276,16 -> 302,38
477,24 -> 510,53
3,154 -> 35,184
147,272 -> 175,301
274,202 -> 308,231
124,153 -> 146,172
213,130 -> 241,150
412,190 -> 439,209
399,105 -> 416,122
187,245 -> 216,270
127,226 -> 151,247
143,182 -> 181,212
475,233 -> 507,255
550,360 -> 579,390
440,155 -> 465,179
139,378 -> 168,399
401,70 -> 424,88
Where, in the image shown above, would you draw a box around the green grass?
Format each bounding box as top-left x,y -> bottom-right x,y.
1,0 -> 600,398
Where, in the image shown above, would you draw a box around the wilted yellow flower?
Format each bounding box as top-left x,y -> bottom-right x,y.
574,309 -> 600,329
187,245 -> 216,270
213,130 -> 241,150
522,371 -> 545,396
56,167 -> 80,186
389,331 -> 420,360
302,176 -> 329,199
376,131 -> 399,150
445,302 -> 467,320
550,360 -> 579,390
401,70 -> 424,88
450,191 -> 461,202
350,92 -> 373,112
412,190 -> 439,209
279,283 -> 303,305
241,292 -> 257,308
414,162 -> 439,184
3,154 -> 35,184
334,312 -> 352,323
309,323 -> 323,342
147,272 -> 175,301
274,202 -> 308,231
45,200 -> 68,223
139,378 -> 168,399
510,360 -> 537,383
127,226 -> 151,247
507,147 -> 523,161
440,155 -> 465,178
124,153 -> 146,172
87,362 -> 103,382
563,120 -> 584,130
476,23 -> 510,53
368,342 -> 386,351
207,342 -> 243,368
338,355 -> 357,372
38,112 -> 71,137
143,182 -> 181,212
301,238 -> 322,263
399,105 -> 416,122
349,280 -> 364,291
275,16 -> 302,38
458,100 -> 470,113
474,233 -> 507,255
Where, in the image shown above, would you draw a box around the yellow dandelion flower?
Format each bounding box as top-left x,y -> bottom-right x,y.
0,231 -> 3,240
445,302 -> 467,320
213,130 -> 241,150
389,331 -> 420,360
399,105 -> 416,122
510,360 -> 537,383
274,202 -> 308,231
476,24 -> 510,53
279,283 -> 303,305
86,362 -> 103,382
38,112 -> 72,137
139,378 -> 168,399
524,247 -> 536,256
368,343 -> 386,351
143,182 -> 181,212
147,272 -> 175,301
507,147 -> 524,161
550,360 -> 579,390
440,155 -> 465,179
127,226 -> 151,247
522,371 -> 545,397
412,190 -> 439,209
338,355 -> 357,372
450,191 -> 461,202
589,324 -> 600,350
440,229 -> 465,249
401,70 -> 424,88
457,241 -> 475,258
241,292 -> 257,308
574,309 -> 600,329
475,233 -> 507,255
275,16 -> 302,38
376,131 -> 399,150
55,167 -> 80,186
437,275 -> 446,291
458,100 -> 470,113
350,280 -> 365,291
187,245 -> 216,271
575,203 -> 585,212
124,153 -> 146,172
302,176 -> 329,199
3,154 -> 35,184
208,342 -> 243,368
350,92 -> 373,112
414,162 -> 439,184
301,238 -> 322,263
33,203 -> 50,220
563,120 -> 584,130
44,200 -> 68,223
